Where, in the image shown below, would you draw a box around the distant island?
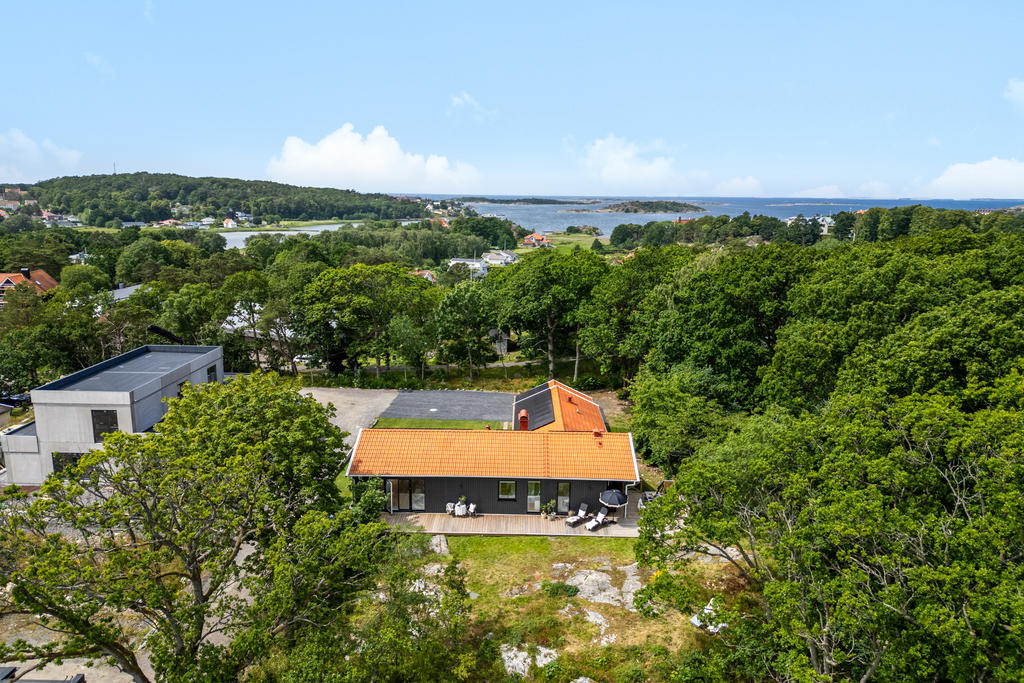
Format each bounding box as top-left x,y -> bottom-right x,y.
564,200 -> 707,214
458,196 -> 603,205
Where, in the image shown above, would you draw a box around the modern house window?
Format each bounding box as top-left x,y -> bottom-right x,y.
499,480 -> 516,500
394,479 -> 425,511
557,482 -> 571,514
207,365 -> 217,383
53,452 -> 85,473
527,480 -> 541,513
91,410 -> 118,443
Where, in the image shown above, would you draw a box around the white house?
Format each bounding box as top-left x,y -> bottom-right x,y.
448,258 -> 489,278
482,250 -> 519,266
0,345 -> 223,487
223,218 -> 237,229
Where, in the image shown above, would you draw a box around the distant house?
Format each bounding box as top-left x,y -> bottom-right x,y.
69,251 -> 90,265
522,232 -> 552,248
0,268 -> 58,309
4,187 -> 27,196
156,219 -> 179,227
0,200 -> 20,211
409,268 -> 438,284
223,218 -> 238,229
23,199 -> 36,206
182,221 -> 202,228
109,283 -> 142,302
121,221 -> 146,229
235,211 -> 253,221
482,250 -> 519,266
672,217 -> 692,224
200,217 -> 216,225
448,258 -> 489,277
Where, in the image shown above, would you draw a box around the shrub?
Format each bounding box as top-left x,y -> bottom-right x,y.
541,580 -> 579,598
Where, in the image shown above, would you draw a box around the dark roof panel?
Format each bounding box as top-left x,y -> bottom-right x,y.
512,385 -> 554,430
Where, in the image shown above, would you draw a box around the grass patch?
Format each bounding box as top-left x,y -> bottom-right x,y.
334,469 -> 351,502
374,417 -> 505,430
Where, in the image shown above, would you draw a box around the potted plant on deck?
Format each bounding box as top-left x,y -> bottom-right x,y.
541,500 -> 557,520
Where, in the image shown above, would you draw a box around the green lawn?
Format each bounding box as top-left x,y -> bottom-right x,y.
373,417 -> 505,430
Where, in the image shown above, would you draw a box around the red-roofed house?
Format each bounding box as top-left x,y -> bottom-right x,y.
0,269 -> 59,308
522,232 -> 552,248
348,382 -> 639,517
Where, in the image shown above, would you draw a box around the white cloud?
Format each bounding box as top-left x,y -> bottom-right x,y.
448,91 -> 494,120
714,175 -> 763,196
856,180 -> 891,198
85,51 -> 114,77
450,91 -> 480,110
924,157 -> 1024,199
266,123 -> 479,193
0,128 -> 81,182
1004,78 -> 1024,111
793,184 -> 844,198
582,134 -> 682,193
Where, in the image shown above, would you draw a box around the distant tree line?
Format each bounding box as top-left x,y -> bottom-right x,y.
28,172 -> 430,225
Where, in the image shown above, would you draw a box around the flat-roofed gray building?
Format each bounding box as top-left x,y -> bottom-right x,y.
0,345 -> 222,487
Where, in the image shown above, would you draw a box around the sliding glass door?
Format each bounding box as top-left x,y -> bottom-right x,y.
557,482 -> 570,514
527,480 -> 541,513
392,479 -> 426,511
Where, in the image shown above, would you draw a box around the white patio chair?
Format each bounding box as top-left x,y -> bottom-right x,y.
564,502 -> 589,527
585,507 -> 609,531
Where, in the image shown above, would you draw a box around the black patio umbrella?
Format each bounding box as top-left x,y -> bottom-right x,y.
599,489 -> 628,508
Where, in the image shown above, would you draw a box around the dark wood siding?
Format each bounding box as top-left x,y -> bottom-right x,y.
409,477 -> 623,515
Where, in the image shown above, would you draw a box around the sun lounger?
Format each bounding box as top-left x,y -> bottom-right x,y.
446,502 -> 455,515
468,502 -> 478,516
585,507 -> 609,531
564,502 -> 589,527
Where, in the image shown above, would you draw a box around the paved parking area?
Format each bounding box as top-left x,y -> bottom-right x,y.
302,387 -> 400,445
380,390 -> 514,422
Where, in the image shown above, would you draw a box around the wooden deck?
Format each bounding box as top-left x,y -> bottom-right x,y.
383,511 -> 640,537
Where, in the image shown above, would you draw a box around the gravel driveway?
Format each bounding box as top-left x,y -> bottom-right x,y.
301,387 -> 400,445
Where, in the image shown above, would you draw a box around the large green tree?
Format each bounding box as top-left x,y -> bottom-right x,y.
0,373 -> 392,682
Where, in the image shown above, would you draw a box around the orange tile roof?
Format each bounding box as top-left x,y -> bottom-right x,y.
348,428 -> 638,481
0,269 -> 58,293
536,380 -> 606,432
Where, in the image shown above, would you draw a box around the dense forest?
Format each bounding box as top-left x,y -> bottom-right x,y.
1,204 -> 1023,680
22,172 -> 430,225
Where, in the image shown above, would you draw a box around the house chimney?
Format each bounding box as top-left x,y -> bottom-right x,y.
592,429 -> 603,438
518,409 -> 529,431
20,267 -> 30,279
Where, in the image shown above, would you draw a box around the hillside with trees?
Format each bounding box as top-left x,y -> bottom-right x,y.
28,172 -> 430,225
1,204 -> 1023,680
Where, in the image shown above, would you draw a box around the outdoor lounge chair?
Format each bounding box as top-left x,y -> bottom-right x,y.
446,502 -> 455,515
564,502 -> 589,527
468,502 -> 478,516
585,507 -> 609,531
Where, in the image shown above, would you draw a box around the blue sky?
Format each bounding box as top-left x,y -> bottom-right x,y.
4,1 -> 1024,197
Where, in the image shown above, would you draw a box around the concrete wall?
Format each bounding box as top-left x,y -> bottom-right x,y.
0,426 -> 41,486
384,477 -> 621,515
